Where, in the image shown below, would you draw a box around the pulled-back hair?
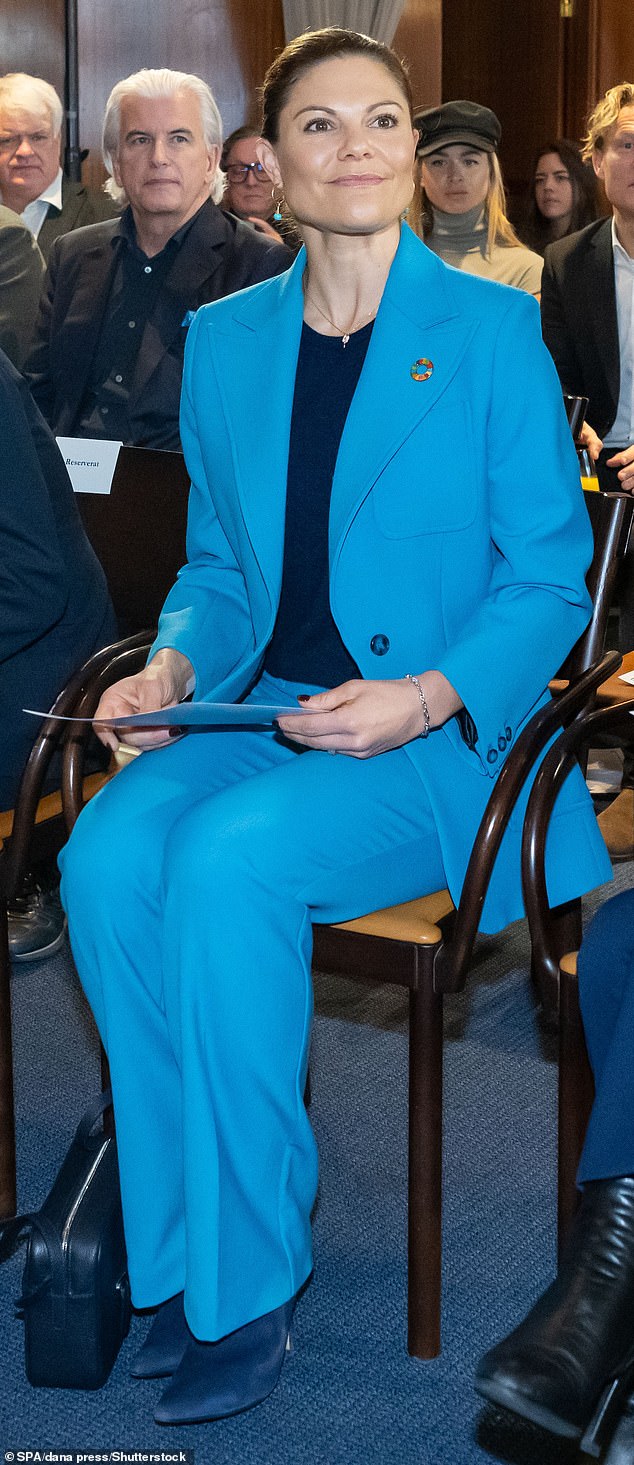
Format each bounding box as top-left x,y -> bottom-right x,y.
0,72 -> 63,134
582,83 -> 634,159
522,139 -> 599,254
102,68 -> 224,205
260,26 -> 413,144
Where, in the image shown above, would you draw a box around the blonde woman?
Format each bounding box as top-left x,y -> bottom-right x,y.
414,100 -> 542,295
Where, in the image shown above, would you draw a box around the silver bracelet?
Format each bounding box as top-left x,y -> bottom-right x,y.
405,673 -> 431,739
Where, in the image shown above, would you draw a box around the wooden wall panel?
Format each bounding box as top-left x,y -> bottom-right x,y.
0,0 -> 441,191
393,0 -> 442,113
596,0 -> 634,96
0,0 -> 65,94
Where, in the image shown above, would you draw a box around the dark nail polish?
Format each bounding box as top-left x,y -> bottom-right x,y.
297,694 -> 310,703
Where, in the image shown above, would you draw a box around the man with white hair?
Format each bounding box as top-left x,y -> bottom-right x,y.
0,72 -> 118,259
25,68 -> 291,450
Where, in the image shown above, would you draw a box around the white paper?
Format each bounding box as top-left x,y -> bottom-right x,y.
23,702 -> 312,729
619,670 -> 634,686
56,436 -> 123,495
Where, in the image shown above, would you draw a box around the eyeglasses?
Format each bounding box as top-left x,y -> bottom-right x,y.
225,161 -> 270,185
0,130 -> 54,154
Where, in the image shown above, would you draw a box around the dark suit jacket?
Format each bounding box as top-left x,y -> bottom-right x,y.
541,217 -> 620,438
0,204 -> 44,370
25,199 -> 292,449
0,352 -> 116,809
36,175 -> 120,261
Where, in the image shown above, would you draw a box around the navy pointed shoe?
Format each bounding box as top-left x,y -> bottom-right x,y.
131,1292 -> 190,1379
154,1296 -> 295,1424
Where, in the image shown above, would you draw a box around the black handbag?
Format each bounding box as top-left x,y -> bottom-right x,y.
15,1090 -> 131,1389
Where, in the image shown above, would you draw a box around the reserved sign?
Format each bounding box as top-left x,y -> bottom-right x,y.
56,436 -> 123,494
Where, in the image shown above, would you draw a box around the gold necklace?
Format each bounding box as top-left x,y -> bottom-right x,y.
302,276 -> 379,347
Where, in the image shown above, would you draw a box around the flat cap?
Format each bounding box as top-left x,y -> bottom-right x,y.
415,100 -> 501,157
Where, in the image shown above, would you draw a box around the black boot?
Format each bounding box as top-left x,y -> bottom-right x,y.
475,1177 -> 634,1455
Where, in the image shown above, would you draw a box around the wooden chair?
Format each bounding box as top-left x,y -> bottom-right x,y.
47,645 -> 617,1359
2,493 -> 631,1353
522,696 -> 634,1254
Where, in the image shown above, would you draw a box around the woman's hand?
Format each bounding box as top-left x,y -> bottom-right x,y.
606,442 -> 634,495
92,649 -> 195,753
276,672 -> 462,758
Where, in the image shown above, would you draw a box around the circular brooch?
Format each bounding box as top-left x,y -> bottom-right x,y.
410,358 -> 433,382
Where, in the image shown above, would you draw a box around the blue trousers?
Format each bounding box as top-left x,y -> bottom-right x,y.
578,888 -> 634,1184
59,674 -> 446,1341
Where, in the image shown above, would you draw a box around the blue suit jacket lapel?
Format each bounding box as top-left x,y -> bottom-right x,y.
219,226 -> 476,599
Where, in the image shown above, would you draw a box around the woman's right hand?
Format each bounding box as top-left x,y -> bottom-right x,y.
92,648 -> 195,753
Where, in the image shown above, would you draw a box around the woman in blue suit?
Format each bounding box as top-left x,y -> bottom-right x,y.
59,28 -> 611,1427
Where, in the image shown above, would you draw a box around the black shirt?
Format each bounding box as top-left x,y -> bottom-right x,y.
264,319 -> 373,686
77,205 -> 199,443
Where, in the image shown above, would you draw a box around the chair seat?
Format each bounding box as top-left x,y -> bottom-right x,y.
0,770 -> 112,850
332,888 -> 455,944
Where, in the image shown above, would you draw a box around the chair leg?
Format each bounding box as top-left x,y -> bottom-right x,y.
407,962 -> 443,1359
0,905 -> 17,1219
558,960 -> 594,1256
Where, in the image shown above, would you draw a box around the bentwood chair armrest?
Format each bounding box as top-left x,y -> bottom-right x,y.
522,696 -> 634,1022
433,651 -> 622,995
61,631 -> 155,833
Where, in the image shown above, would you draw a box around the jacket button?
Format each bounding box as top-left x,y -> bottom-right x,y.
487,747 -> 498,765
498,734 -> 507,752
370,633 -> 390,656
505,726 -> 512,741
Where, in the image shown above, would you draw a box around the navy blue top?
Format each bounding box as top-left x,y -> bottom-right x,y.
264,319 -> 373,686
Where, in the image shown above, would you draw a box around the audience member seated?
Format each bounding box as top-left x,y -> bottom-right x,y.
0,202 -> 43,367
521,138 -> 600,256
24,68 -> 292,451
0,72 -> 119,260
0,350 -> 116,961
413,100 -> 543,296
57,27 -> 610,1431
476,888 -> 634,1454
221,124 -> 301,251
541,82 -> 634,859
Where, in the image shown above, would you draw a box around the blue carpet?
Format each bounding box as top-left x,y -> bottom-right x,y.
1,866 -> 632,1465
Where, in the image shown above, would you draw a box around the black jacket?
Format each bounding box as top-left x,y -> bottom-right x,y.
0,353 -> 115,808
35,175 -> 121,261
541,218 -> 620,439
25,200 -> 292,449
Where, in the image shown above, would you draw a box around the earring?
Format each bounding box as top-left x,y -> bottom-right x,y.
272,187 -> 284,223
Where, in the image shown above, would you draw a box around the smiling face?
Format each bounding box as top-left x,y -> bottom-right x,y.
0,102 -> 60,209
534,150 -> 574,223
224,135 -> 272,220
112,90 -> 219,233
593,104 -> 634,225
420,143 -> 490,215
258,55 -> 417,239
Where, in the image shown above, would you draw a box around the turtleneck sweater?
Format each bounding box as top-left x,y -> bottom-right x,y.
424,203 -> 543,295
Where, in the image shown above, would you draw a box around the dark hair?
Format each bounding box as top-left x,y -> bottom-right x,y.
221,124 -> 261,173
260,26 -> 413,144
522,139 -> 600,254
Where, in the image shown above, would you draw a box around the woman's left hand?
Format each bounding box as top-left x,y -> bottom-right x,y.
276,672 -> 462,758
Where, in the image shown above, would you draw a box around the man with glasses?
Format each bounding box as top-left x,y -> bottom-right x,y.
0,73 -> 119,261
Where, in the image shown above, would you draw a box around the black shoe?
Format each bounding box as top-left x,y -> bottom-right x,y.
475,1177 -> 634,1455
8,879 -> 66,963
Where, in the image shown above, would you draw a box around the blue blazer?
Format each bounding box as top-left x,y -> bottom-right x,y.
153,224 -> 611,931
